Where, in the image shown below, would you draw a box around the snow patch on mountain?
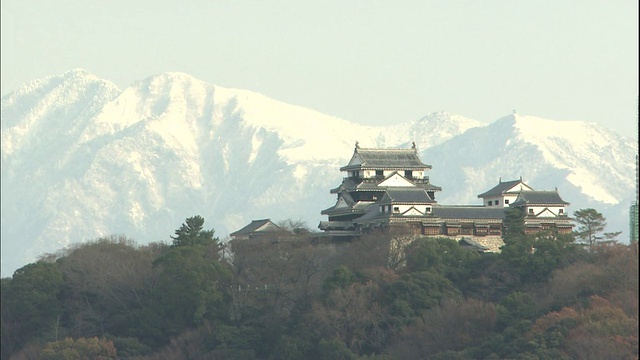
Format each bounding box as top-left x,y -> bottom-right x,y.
212,84 -> 383,163
1,69 -> 120,158
512,114 -> 635,204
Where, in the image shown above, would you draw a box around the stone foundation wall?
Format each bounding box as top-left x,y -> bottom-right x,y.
386,234 -> 505,271
391,234 -> 505,254
462,235 -> 504,253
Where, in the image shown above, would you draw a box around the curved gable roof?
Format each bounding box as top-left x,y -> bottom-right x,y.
477,178 -> 533,198
230,219 -> 285,237
340,147 -> 431,171
511,191 -> 570,206
384,188 -> 436,204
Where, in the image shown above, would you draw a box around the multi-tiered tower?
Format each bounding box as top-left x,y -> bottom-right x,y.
319,142 -> 441,233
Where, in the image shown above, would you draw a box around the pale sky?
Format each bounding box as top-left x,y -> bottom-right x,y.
1,1 -> 638,138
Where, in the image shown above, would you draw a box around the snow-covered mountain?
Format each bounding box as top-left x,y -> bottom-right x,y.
1,69 -> 484,276
1,70 -> 637,276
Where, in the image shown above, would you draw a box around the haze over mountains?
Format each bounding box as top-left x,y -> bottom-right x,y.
1,69 -> 637,276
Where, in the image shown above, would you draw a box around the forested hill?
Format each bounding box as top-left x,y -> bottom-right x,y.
2,214 -> 638,359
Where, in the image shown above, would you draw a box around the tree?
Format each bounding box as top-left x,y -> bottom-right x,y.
564,296 -> 638,360
149,216 -> 232,343
1,262 -> 64,358
503,207 -> 526,242
312,281 -> 391,355
322,266 -> 357,294
277,218 -> 311,235
230,236 -> 335,324
572,209 -> 609,246
404,237 -> 480,283
500,233 -> 576,283
385,271 -> 461,317
40,337 -> 117,359
171,215 -> 219,249
388,298 -> 497,359
57,237 -> 164,341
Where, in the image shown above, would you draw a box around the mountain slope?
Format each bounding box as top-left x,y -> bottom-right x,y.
1,70 -> 483,276
1,69 -> 122,275
512,115 -> 634,204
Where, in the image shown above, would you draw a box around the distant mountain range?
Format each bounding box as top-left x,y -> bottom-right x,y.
1,69 -> 637,276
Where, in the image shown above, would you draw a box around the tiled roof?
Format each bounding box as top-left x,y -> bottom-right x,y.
321,201 -> 373,216
321,192 -> 374,215
477,179 -> 528,198
432,206 -> 506,220
341,148 -> 430,171
385,188 -> 436,203
331,173 -> 441,193
353,201 -> 375,210
352,207 -> 388,222
511,191 -> 570,206
355,182 -> 393,191
230,219 -> 285,236
423,183 -> 443,191
318,221 -> 355,231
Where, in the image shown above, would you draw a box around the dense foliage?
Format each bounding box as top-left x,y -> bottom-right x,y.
2,215 -> 638,359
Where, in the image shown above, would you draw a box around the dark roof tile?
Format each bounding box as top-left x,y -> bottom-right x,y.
477,179 -> 530,198
341,148 -> 430,171
385,188 -> 436,203
230,219 -> 285,237
511,191 -> 570,206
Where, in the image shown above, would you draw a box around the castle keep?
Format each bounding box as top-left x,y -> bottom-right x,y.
318,143 -> 573,251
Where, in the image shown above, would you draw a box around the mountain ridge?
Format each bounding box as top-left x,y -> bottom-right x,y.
1,69 -> 637,276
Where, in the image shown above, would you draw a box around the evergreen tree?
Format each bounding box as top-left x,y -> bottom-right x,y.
1,262 -> 64,357
503,207 -> 526,243
170,215 -> 218,248
147,216 -> 231,344
572,208 -> 608,246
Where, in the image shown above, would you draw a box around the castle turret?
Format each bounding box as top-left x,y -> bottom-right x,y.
320,143 -> 441,232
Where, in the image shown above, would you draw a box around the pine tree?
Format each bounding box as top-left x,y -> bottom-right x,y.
503,207 -> 526,243
572,208 -> 608,246
170,215 -> 218,248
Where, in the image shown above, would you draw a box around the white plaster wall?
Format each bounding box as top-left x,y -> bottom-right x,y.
382,175 -> 414,187
503,195 -> 518,206
392,204 -> 429,215
526,205 -> 566,217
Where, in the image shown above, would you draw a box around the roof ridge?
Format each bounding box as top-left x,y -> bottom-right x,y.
358,148 -> 416,151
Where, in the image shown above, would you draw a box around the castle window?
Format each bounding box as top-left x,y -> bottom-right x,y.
495,200 -> 500,206
559,209 -> 564,214
404,170 -> 413,178
505,199 -> 509,204
529,208 -> 534,214
393,207 -> 400,213
425,207 -> 431,213
488,201 -> 492,206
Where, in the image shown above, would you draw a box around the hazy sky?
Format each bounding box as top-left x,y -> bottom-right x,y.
2,1 -> 638,137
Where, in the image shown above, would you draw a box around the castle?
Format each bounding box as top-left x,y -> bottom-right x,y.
317,143 -> 573,251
